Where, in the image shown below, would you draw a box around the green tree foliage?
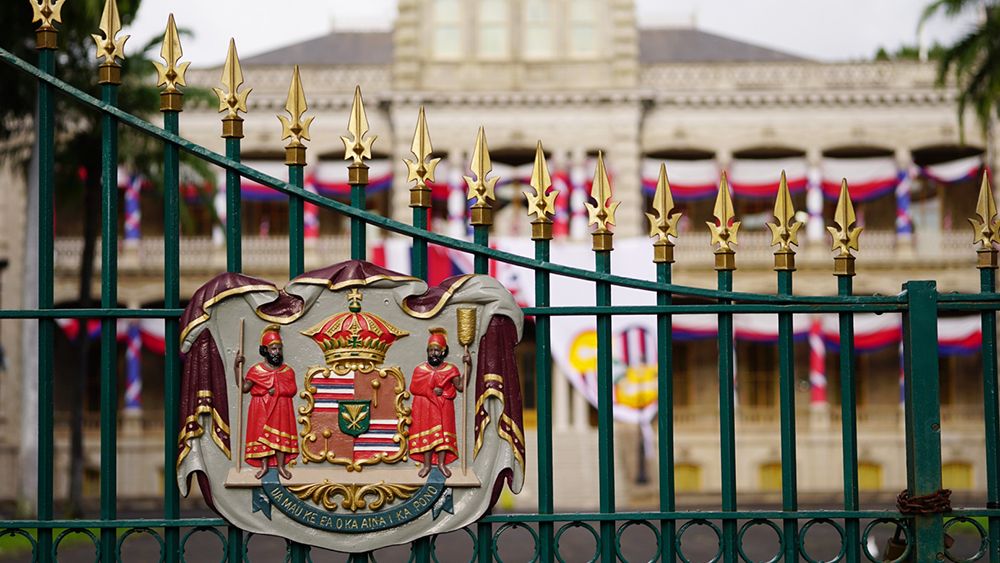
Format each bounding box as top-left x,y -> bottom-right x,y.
2,1 -> 215,515
921,0 -> 1000,136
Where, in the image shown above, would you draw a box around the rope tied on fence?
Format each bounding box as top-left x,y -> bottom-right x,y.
896,488 -> 952,514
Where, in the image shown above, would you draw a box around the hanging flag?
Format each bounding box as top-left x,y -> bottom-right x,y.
310,160 -> 393,198
641,158 -> 718,200
920,155 -> 983,184
728,157 -> 808,199
821,157 -> 902,201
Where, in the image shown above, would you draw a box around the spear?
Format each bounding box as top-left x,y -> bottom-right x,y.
235,318 -> 245,471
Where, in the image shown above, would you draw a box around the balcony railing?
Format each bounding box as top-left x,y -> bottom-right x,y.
53,230 -> 973,274
55,235 -> 352,273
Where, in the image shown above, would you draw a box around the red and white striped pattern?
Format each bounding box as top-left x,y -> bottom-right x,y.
311,371 -> 355,413
353,419 -> 400,461
808,319 -> 826,405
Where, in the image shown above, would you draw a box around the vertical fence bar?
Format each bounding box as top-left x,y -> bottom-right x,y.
473,226 -> 489,275
474,221 -> 491,563
162,98 -> 182,563
289,541 -> 309,563
979,264 -> 1000,561
595,248 -> 615,563
285,162 -> 307,563
837,274 -> 860,563
776,269 -> 798,562
350,163 -> 368,261
218,38 -> 247,563
219,38 -> 247,274
280,64 -> 310,279
527,143 -> 555,563
279,66 -> 310,562
973,178 -> 1000,563
34,32 -> 56,563
405,109 -> 435,563
226,137 -> 242,272
343,86 -> 372,262
769,174 -> 800,563
288,164 -> 305,277
412,208 -> 429,279
587,153 -> 617,563
156,19 -> 187,558
717,268 -> 737,562
656,258 -> 675,563
98,70 -> 121,563
466,127 -> 495,563
829,180 -> 861,563
535,235 -> 554,562
708,174 -> 738,561
648,166 -> 677,560
406,107 -> 434,279
901,281 -> 945,561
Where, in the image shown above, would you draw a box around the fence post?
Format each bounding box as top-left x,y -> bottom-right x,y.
901,280 -> 945,562
157,14 -> 185,563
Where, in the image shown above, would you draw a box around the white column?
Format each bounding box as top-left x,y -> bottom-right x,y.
604,117 -> 643,238
554,364 -> 570,431
894,147 -> 915,251
572,384 -> 589,432
447,148 -> 467,239
551,147 -> 571,238
569,147 -> 588,241
212,176 -> 226,246
806,148 -> 825,244
304,150 -> 321,253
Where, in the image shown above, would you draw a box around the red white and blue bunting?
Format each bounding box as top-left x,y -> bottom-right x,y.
640,158 -> 718,200
919,155 -> 983,184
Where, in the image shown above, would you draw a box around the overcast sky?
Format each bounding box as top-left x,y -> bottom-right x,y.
124,0 -> 980,67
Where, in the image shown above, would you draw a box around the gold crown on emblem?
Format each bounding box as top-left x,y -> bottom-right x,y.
301,288 -> 408,367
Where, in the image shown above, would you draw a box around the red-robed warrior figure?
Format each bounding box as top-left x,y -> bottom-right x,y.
409,328 -> 471,478
236,325 -> 299,479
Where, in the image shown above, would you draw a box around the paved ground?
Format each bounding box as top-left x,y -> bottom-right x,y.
0,510 -> 986,561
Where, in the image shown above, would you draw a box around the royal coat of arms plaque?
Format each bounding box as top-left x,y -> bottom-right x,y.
176,260 -> 525,551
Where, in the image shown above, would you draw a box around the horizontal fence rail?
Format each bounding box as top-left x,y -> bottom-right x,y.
2,6 -> 999,562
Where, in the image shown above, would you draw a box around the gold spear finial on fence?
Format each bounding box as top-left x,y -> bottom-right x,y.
92,0 -> 129,84
969,172 -> 999,269
525,141 -> 558,240
767,171 -> 802,271
214,39 -> 251,138
647,163 -> 681,263
465,127 -> 498,226
278,65 -> 313,166
707,172 -> 740,270
342,86 -> 376,164
30,0 -> 65,49
586,152 -> 619,251
153,14 -> 189,112
827,179 -> 862,276
404,107 -> 440,208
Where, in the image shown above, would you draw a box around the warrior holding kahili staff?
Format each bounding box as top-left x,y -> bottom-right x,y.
408,313 -> 475,478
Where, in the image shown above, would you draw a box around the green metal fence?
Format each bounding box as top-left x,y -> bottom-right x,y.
2,4 -> 1000,562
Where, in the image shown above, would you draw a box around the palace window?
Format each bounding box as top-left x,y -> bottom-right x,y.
523,0 -> 554,60
433,0 -> 462,60
568,0 -> 599,58
478,0 -> 511,59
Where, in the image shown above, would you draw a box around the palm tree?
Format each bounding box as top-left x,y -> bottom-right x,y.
921,0 -> 1000,156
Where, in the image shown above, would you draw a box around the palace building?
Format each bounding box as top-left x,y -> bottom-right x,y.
1,0 -> 995,510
